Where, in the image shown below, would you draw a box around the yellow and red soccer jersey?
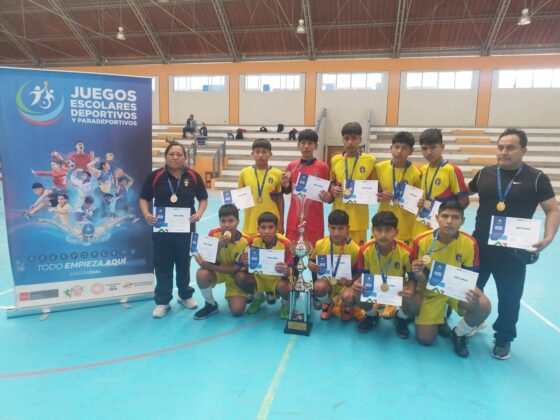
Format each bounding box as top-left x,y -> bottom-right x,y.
208,228 -> 249,269
357,239 -> 413,278
330,153 -> 376,231
375,160 -> 421,243
311,236 -> 361,278
238,165 -> 282,236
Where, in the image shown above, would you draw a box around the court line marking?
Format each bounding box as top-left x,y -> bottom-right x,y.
0,314 -> 272,380
257,335 -> 297,420
0,288 -> 13,296
521,299 -> 560,334
200,212 -> 218,222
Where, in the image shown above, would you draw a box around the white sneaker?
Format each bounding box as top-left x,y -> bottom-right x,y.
152,304 -> 170,318
178,297 -> 198,309
466,322 -> 488,337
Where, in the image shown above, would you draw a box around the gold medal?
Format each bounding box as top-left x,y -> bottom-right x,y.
422,255 -> 431,265
328,277 -> 337,286
496,202 -> 506,212
423,200 -> 432,209
222,230 -> 232,239
392,198 -> 400,207
170,194 -> 178,203
344,188 -> 352,196
380,283 -> 389,292
257,196 -> 263,203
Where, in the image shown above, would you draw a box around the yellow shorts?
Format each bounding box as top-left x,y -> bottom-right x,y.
254,274 -> 281,295
213,272 -> 248,299
349,229 -> 367,246
415,290 -> 465,325
329,282 -> 347,299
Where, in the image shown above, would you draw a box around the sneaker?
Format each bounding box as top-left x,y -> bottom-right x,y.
152,304 -> 170,318
438,320 -> 452,338
358,314 -> 379,333
394,315 -> 410,339
450,327 -> 469,358
279,302 -> 289,319
320,303 -> 334,320
266,291 -> 277,305
247,293 -> 266,314
193,302 -> 219,320
246,295 -> 254,304
492,339 -> 511,360
178,297 -> 198,309
466,322 -> 488,337
381,305 -> 397,319
340,305 -> 353,321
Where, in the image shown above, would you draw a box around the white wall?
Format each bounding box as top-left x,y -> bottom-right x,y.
152,76 -> 159,124
398,71 -> 479,126
489,70 -> 560,127
168,75 -> 229,125
315,72 -> 389,146
238,74 -> 305,126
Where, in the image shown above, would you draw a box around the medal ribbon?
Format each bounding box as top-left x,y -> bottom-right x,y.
344,153 -> 361,183
426,229 -> 451,256
423,160 -> 447,201
497,163 -> 525,205
375,241 -> 396,285
166,171 -> 183,199
392,160 -> 412,198
253,165 -> 270,201
330,240 -> 345,278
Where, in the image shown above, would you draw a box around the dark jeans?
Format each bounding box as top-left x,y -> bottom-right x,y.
182,126 -> 195,137
153,232 -> 194,305
476,242 -> 527,343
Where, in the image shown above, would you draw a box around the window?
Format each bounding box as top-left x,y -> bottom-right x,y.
244,74 -> 301,92
321,73 -> 384,90
173,75 -> 225,92
498,68 -> 560,89
406,71 -> 474,90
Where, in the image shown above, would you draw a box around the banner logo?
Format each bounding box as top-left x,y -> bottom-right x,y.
16,81 -> 64,125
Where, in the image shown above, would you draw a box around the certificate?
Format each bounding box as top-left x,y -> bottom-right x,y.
153,207 -> 190,233
343,180 -> 378,205
190,233 -> 219,263
221,186 -> 255,210
294,173 -> 330,202
394,184 -> 424,215
416,200 -> 441,228
427,261 -> 478,302
316,254 -> 352,283
488,216 -> 541,251
360,274 -> 403,306
248,248 -> 285,276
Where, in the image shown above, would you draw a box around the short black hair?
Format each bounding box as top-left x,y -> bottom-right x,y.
371,211 -> 398,229
84,196 -> 94,204
219,204 -> 239,220
298,129 -> 318,144
252,138 -> 272,151
75,140 -> 84,145
419,128 -> 443,145
498,128 -> 528,148
328,209 -> 349,226
58,193 -> 69,200
438,199 -> 464,216
258,211 -> 278,226
104,193 -> 114,199
341,122 -> 362,136
164,141 -> 186,157
392,131 -> 415,148
118,176 -> 128,183
32,182 -> 43,189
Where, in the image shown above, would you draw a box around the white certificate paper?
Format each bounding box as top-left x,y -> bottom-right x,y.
153,207 -> 191,233
248,248 -> 285,276
488,216 -> 541,251
343,180 -> 378,205
427,262 -> 478,302
190,233 -> 219,263
221,186 -> 255,210
395,184 -> 424,215
316,254 -> 352,282
360,274 -> 403,306
416,200 -> 441,228
293,173 -> 330,202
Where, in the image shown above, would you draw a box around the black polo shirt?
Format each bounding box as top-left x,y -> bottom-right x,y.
469,164 -> 555,244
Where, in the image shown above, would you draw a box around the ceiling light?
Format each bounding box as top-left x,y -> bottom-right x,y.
117,26 -> 126,40
296,19 -> 305,34
518,8 -> 531,26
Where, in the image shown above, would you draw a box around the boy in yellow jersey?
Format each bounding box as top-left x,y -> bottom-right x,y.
330,122 -> 376,245
193,204 -> 249,319
411,200 -> 491,358
238,139 -> 284,236
345,212 -> 418,337
375,131 -> 421,245
412,128 -> 469,239
308,210 -> 360,321
235,212 -> 293,318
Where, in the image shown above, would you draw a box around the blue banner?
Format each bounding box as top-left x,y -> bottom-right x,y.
0,67 -> 153,309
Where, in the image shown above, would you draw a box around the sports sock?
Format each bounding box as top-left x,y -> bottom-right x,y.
199,286 -> 216,305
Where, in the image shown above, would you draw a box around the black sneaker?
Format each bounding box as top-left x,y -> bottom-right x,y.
394,315 -> 410,339
358,315 -> 379,333
265,291 -> 277,305
193,302 -> 219,320
450,327 -> 469,358
493,339 -> 511,360
438,320 -> 452,337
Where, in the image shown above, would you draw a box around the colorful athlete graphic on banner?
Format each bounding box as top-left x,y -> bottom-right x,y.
0,67 -> 153,309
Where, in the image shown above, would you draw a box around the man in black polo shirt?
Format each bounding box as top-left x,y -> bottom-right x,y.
469,128 -> 558,360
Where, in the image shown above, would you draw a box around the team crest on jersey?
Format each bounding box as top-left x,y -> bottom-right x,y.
184,179 -> 190,187
435,178 -> 441,186
268,177 -> 274,184
359,166 -> 365,174
456,254 -> 462,262
394,262 -> 400,269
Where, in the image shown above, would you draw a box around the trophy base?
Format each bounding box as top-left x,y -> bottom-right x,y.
284,320 -> 313,336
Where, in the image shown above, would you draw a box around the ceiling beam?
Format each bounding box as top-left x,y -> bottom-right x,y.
210,0 -> 239,62
392,0 -> 410,58
127,0 -> 168,63
0,17 -> 40,66
48,0 -> 101,65
302,0 -> 316,59
482,0 -> 511,56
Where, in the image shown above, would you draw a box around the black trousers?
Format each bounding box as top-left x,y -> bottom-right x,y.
153,232 -> 194,305
476,243 -> 527,343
